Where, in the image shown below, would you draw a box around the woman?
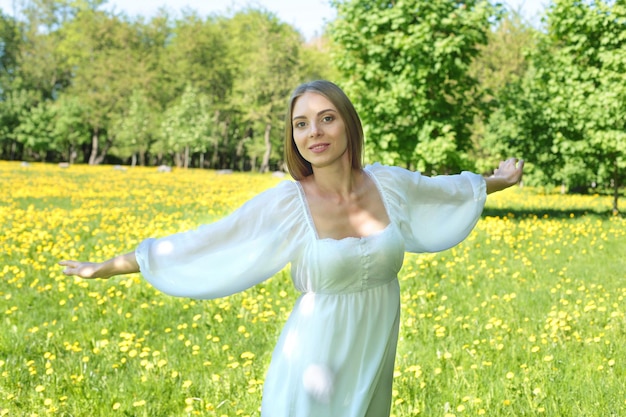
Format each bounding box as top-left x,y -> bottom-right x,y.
60,80 -> 523,416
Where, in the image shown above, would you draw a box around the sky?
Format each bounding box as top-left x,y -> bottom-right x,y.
0,0 -> 548,41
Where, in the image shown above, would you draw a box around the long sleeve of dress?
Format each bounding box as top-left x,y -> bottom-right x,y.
368,163 -> 486,253
135,181 -> 305,300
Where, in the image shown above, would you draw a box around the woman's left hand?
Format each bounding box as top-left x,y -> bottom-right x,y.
494,158 -> 524,184
486,158 -> 524,194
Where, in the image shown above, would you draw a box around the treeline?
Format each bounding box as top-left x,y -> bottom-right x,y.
0,0 -> 335,172
0,0 -> 624,211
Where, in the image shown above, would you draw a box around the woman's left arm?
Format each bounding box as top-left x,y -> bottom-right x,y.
485,158 -> 524,195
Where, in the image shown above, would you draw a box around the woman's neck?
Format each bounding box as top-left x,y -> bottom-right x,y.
306,164 -> 363,201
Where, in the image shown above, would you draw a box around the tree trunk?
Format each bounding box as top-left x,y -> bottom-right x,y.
9,139 -> 20,160
68,146 -> 77,164
235,138 -> 245,171
260,122 -> 272,173
612,158 -> 619,216
211,140 -> 219,168
93,137 -> 112,165
88,128 -> 99,165
219,117 -> 230,169
184,146 -> 190,169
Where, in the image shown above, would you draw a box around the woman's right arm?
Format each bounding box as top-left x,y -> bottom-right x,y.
59,251 -> 139,279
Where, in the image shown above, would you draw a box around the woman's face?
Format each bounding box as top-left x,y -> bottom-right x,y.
291,92 -> 349,170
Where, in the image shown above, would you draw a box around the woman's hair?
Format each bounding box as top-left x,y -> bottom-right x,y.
284,80 -> 364,180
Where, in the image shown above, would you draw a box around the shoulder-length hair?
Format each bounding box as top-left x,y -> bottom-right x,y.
284,80 -> 364,180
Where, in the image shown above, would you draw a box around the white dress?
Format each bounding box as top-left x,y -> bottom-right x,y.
135,163 -> 486,417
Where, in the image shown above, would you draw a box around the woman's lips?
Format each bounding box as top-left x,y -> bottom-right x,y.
309,143 -> 330,153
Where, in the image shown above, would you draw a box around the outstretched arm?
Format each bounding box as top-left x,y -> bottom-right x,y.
59,251 -> 139,279
485,158 -> 524,195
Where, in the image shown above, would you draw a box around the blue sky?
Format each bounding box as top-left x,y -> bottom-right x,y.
0,0 -> 548,41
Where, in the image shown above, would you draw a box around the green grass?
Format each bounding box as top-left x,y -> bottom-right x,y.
1,161 -> 625,416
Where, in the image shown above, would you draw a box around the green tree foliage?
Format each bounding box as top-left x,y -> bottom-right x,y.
157,13 -> 233,169
470,13 -> 534,97
468,13 -> 537,173
0,89 -> 39,159
0,0 -> 342,171
110,89 -> 156,166
0,10 -> 22,158
50,94 -> 90,163
224,8 -> 303,172
486,0 -> 625,212
329,0 -> 499,173
163,13 -> 232,103
0,9 -> 19,84
13,100 -> 56,159
58,5 -> 145,164
0,1 -> 341,170
18,0 -> 74,100
158,84 -> 216,169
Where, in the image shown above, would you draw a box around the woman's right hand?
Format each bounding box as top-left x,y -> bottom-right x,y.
59,252 -> 139,279
58,260 -> 108,279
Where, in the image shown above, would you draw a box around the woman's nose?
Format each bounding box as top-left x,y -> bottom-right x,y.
309,122 -> 321,137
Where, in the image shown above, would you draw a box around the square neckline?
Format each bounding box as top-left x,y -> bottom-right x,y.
294,166 -> 393,242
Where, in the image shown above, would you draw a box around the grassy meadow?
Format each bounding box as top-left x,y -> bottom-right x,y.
1,161 -> 625,417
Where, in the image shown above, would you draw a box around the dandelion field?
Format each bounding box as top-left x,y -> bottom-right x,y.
1,161 -> 625,417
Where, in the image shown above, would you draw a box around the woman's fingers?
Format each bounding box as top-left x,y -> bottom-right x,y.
58,260 -> 97,278
495,158 -> 524,183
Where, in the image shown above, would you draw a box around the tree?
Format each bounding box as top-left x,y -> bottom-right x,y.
0,89 -> 39,160
13,100 -> 57,160
162,13 -> 232,103
50,94 -> 90,163
548,0 -> 626,214
224,8 -> 303,172
158,84 -> 216,169
58,5 -> 146,164
330,0 -> 499,174
299,35 -> 341,83
109,89 -> 156,166
0,10 -> 20,87
152,12 -> 234,168
17,0 -> 75,100
486,0 -> 626,213
0,2 -> 340,169
468,12 -> 537,173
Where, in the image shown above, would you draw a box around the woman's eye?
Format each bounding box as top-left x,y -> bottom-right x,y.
322,115 -> 334,123
294,121 -> 306,128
